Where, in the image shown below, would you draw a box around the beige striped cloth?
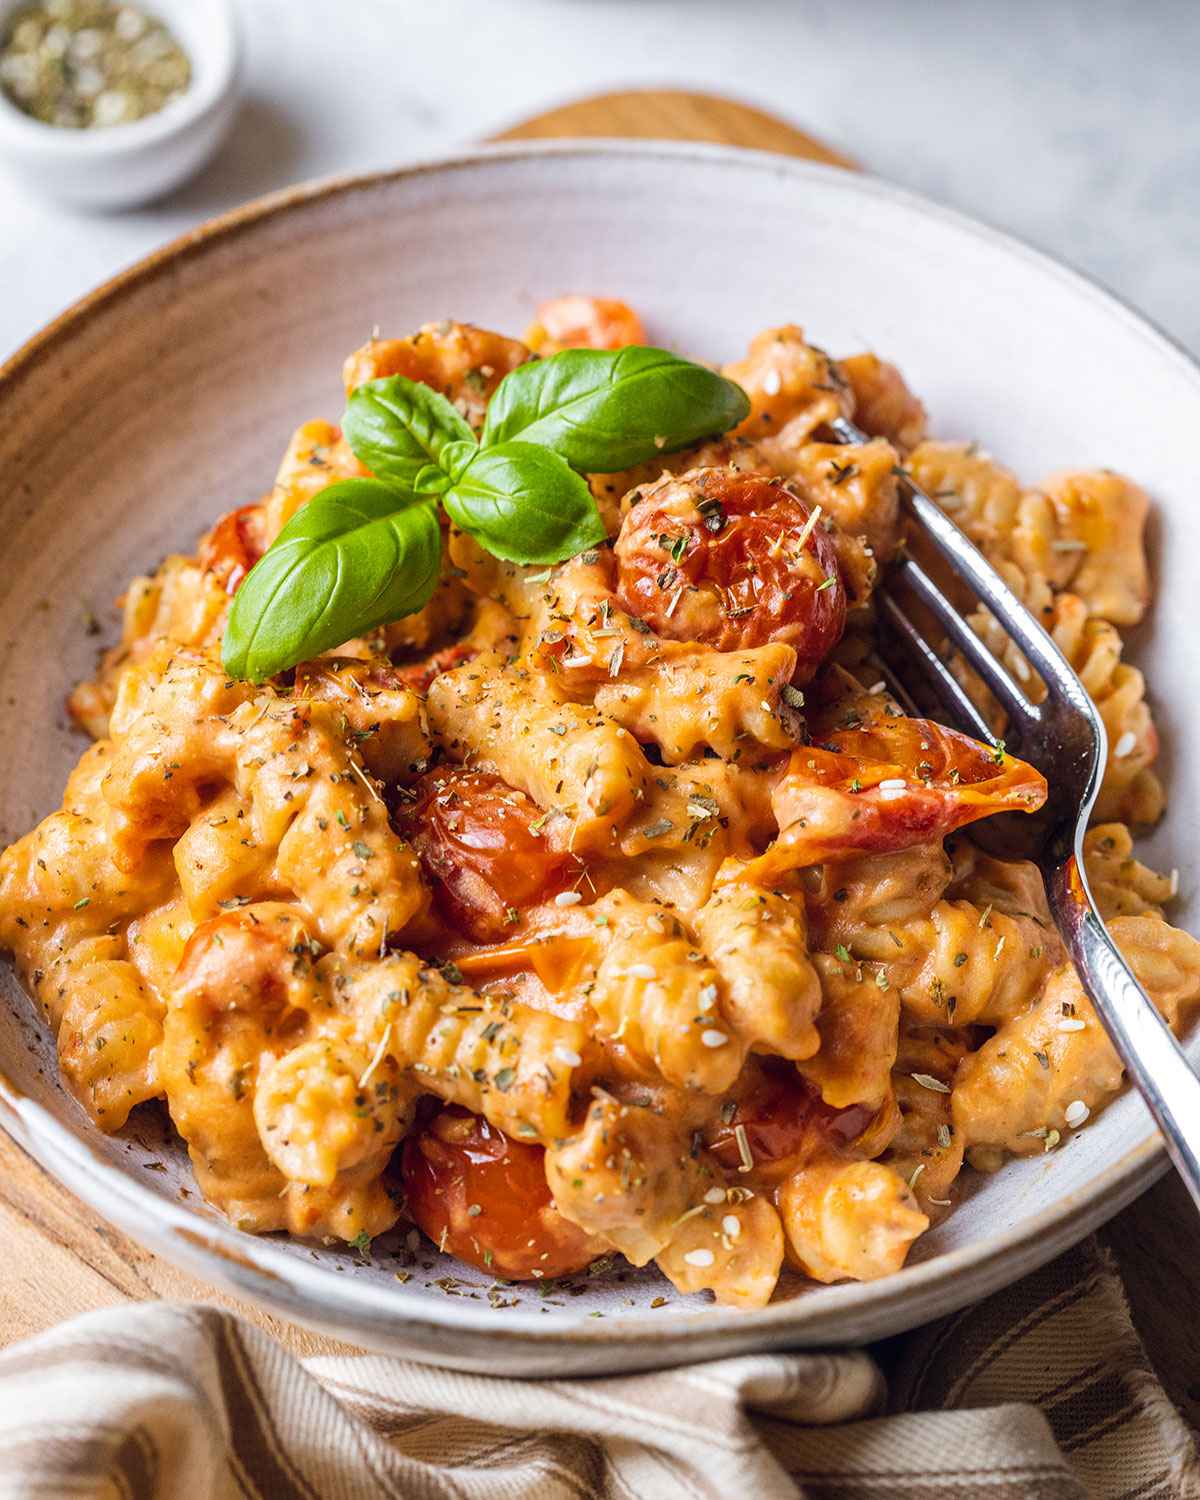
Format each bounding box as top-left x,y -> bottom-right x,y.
0,1238 -> 1194,1499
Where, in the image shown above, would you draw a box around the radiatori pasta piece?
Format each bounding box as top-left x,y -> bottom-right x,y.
954,914 -> 1200,1158
332,952 -> 590,1144
656,1190 -> 785,1309
1046,595 -> 1162,826
67,554 -> 230,736
908,440 -> 1025,560
260,418 -> 363,540
522,549 -> 802,763
0,744 -> 178,1127
796,954 -> 899,1111
0,312 -> 1191,1296
778,437 -> 903,570
694,866 -> 821,1060
946,843 -> 1055,928
581,889 -> 745,1092
159,904 -> 400,1241
892,900 -> 1056,1027
778,1156 -> 928,1284
806,843 -> 954,949
425,651 -> 650,854
293,659 -> 431,783
254,1037 -> 412,1188
955,566 -> 1163,826
101,646 -> 428,956
593,645 -> 799,763
544,1092 -> 719,1266
596,756 -> 777,911
1024,470 -> 1151,627
1083,823 -> 1176,919
839,352 -> 928,453
53,938 -> 165,1131
724,325 -> 853,458
881,1026 -> 968,1220
808,841 -> 1055,1028
171,789 -> 276,921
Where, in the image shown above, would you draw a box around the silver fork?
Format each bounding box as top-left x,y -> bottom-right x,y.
828,414 -> 1200,1212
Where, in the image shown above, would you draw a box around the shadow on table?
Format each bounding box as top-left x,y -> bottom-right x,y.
168,95 -> 307,215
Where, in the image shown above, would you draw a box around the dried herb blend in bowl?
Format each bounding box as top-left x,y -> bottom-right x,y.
0,0 -> 190,129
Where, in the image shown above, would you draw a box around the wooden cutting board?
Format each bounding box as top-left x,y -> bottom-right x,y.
492,88 -> 857,169
0,90 -> 1195,1425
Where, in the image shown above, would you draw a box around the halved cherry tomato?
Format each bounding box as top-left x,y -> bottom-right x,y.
531,295 -> 646,354
398,768 -> 574,942
707,1066 -> 873,1183
198,504 -> 268,594
402,1104 -> 598,1278
746,690 -> 1047,873
614,468 -> 847,679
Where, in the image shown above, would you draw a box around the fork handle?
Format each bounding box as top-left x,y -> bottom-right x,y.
1047,852 -> 1200,1212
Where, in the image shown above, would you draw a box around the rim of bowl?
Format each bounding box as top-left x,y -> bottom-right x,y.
0,0 -> 238,154
1,139 -> 1198,1354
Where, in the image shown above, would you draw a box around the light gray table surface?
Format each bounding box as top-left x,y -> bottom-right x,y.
2,0 -> 1198,363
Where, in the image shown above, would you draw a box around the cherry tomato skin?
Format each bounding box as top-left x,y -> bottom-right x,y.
391,642 -> 478,696
769,693 -> 1049,861
615,469 -> 847,679
534,295 -> 646,353
399,768 -> 573,941
199,504 -> 267,595
707,1068 -> 872,1181
402,1106 -> 598,1278
174,907 -> 315,1015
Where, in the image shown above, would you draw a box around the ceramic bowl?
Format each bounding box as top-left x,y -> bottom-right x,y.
1,143 -> 1197,1374
0,0 -> 239,207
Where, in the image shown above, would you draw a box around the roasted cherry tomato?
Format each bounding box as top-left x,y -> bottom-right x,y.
198,503 -> 268,595
398,768 -> 573,941
614,468 -> 847,679
391,642 -> 479,696
748,689 -> 1048,872
707,1066 -> 873,1184
531,295 -> 646,353
402,1105 -> 598,1278
174,905 -> 318,1015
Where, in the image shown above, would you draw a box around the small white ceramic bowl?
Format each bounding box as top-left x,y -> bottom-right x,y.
0,0 -> 239,208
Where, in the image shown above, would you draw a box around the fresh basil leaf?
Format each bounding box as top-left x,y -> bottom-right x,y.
443,441 -> 606,565
343,375 -> 476,488
480,346 -> 750,472
222,479 -> 441,682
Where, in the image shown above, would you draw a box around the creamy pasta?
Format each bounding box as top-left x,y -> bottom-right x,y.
1,302 -> 1196,1309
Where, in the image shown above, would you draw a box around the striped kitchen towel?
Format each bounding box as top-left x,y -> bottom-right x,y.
0,1237 -> 1193,1499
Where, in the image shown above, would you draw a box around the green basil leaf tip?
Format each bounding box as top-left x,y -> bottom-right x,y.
444,442 -> 606,565
342,375 -> 475,487
480,346 -> 750,473
222,479 -> 441,682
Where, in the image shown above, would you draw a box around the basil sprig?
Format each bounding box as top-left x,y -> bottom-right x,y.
223,345 -> 749,681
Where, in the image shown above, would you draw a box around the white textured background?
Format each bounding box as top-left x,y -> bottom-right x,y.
2,0 -> 1199,360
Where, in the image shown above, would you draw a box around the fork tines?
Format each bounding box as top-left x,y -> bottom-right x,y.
875,582 -> 1000,744
826,415 -> 1092,751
